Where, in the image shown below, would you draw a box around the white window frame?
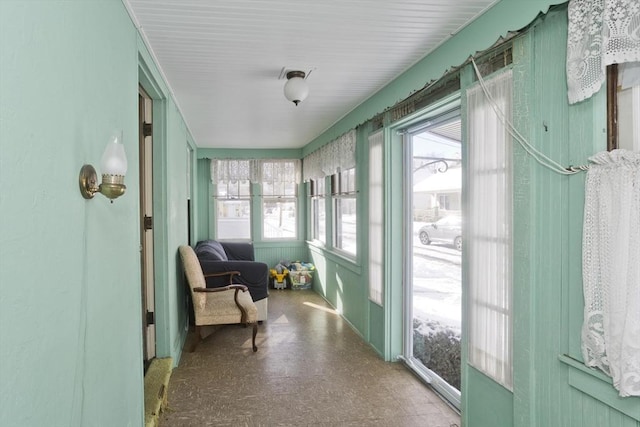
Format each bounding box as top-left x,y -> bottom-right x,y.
332,167 -> 357,258
309,178 -> 326,244
261,160 -> 299,240
215,179 -> 252,240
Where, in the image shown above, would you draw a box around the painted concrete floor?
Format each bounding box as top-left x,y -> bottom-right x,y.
161,289 -> 460,427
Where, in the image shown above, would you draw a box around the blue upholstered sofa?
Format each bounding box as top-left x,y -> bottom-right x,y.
194,240 -> 269,321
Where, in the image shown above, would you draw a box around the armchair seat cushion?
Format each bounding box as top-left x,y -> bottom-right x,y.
196,290 -> 257,326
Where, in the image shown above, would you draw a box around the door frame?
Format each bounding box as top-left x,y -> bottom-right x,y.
385,93 -> 462,409
138,58 -> 172,361
402,115 -> 462,409
139,86 -> 156,368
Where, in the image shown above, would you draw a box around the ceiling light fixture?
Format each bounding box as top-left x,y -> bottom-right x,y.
283,71 -> 309,106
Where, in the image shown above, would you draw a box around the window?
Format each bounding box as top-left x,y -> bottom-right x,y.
438,194 -> 451,210
332,168 -> 357,256
608,63 -> 640,151
262,160 -> 298,239
302,129 -> 357,253
466,70 -> 513,390
215,179 -> 251,240
212,159 -> 300,241
309,178 -> 326,243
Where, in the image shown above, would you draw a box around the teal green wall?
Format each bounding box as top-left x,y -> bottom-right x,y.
159,99 -> 191,360
309,246 -> 367,336
505,9 -> 639,427
0,1 -> 192,425
466,367 -> 515,426
254,242 -> 309,269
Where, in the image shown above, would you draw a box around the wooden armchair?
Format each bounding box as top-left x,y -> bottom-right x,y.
179,245 -> 258,352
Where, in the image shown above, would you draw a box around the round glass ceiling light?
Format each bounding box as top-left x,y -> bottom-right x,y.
283,71 -> 309,106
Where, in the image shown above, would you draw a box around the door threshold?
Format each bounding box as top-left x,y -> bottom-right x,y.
144,357 -> 173,427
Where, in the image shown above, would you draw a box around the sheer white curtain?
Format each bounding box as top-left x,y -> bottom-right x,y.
303,129 -> 356,181
567,0 -> 640,104
582,149 -> 640,397
466,70 -> 514,390
368,130 -> 384,305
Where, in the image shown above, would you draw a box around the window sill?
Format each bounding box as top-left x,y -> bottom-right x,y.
307,241 -> 362,275
253,240 -> 307,248
306,239 -> 326,249
558,354 -> 640,421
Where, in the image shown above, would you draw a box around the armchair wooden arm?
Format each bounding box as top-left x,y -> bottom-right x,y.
193,284 -> 248,293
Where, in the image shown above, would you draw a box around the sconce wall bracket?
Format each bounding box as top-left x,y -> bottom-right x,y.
79,164 -> 126,201
79,164 -> 99,199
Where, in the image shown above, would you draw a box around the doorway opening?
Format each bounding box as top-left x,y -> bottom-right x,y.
403,109 -> 462,409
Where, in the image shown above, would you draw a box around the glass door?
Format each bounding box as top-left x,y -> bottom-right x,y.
404,113 -> 462,408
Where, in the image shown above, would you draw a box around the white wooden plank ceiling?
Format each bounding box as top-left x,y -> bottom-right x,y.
126,0 -> 496,149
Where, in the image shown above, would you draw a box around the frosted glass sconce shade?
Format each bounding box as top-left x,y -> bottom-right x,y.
100,130 -> 127,176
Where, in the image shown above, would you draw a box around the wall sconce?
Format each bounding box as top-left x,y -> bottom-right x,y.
283,70 -> 309,106
79,130 -> 128,202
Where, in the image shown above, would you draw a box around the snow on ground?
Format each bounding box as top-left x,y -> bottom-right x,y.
412,221 -> 461,335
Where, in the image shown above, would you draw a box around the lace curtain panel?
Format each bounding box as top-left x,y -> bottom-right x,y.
210,159 -> 301,184
260,159 -> 301,184
567,0 -> 640,104
211,159 -> 253,182
302,129 -> 356,181
582,149 -> 640,397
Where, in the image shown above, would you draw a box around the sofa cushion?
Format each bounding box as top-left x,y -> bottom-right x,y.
220,241 -> 255,261
195,240 -> 228,261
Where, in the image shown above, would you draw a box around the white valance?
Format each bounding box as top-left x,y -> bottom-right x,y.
210,159 -> 301,184
582,149 -> 640,397
302,129 -> 357,181
260,159 -> 302,184
211,159 -> 253,183
567,0 -> 640,104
